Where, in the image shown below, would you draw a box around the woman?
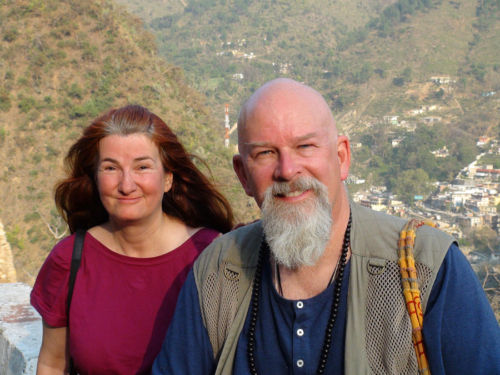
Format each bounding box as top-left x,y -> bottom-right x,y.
31,105 -> 234,374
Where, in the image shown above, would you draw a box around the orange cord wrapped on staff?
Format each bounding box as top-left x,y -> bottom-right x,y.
398,219 -> 437,375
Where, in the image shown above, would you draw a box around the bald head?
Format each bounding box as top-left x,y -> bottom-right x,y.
237,79 -> 337,155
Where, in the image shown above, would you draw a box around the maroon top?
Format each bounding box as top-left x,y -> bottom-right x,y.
31,228 -> 219,374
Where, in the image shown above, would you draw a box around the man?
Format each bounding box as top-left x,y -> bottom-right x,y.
153,79 -> 500,374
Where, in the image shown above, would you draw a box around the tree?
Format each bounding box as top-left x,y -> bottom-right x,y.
435,88 -> 445,99
393,77 -> 405,86
402,67 -> 413,82
392,169 -> 433,206
35,205 -> 68,240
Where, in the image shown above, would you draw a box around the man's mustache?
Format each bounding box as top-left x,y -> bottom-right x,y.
265,177 -> 324,198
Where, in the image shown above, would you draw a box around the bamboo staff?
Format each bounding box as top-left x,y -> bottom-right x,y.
398,218 -> 436,375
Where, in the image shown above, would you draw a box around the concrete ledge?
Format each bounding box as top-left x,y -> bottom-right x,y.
0,283 -> 40,375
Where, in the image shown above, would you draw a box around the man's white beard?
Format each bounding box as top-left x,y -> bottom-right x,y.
261,177 -> 333,270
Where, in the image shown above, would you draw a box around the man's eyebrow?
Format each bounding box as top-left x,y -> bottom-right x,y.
244,141 -> 270,148
295,132 -> 318,142
244,132 -> 319,149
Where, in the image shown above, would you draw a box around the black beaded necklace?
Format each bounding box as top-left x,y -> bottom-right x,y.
247,211 -> 352,375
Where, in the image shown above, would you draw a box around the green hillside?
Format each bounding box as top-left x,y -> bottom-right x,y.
0,0 -> 254,284
2,0 -> 500,285
115,0 -> 500,191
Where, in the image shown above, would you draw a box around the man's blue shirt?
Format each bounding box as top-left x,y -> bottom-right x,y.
153,244 -> 500,374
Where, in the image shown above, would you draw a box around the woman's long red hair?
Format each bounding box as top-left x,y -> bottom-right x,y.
55,105 -> 234,234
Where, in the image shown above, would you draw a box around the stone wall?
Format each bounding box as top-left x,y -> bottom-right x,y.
0,283 -> 40,375
0,221 -> 17,283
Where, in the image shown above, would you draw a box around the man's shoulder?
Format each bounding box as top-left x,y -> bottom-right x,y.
351,200 -> 407,228
350,201 -> 456,263
194,221 -> 264,274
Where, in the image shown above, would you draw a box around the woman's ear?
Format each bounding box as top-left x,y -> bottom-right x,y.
164,172 -> 173,193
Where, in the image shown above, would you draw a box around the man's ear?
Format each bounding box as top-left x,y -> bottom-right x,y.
233,154 -> 254,197
337,135 -> 351,181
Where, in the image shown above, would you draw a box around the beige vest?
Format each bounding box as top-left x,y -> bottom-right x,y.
193,201 -> 455,375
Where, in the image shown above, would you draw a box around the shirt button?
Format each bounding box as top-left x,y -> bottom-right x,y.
297,329 -> 304,336
297,301 -> 304,308
297,359 -> 304,367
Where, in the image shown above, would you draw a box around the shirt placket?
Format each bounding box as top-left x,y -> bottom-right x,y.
292,299 -> 311,374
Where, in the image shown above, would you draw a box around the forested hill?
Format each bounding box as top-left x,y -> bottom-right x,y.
116,0 -> 500,193
0,0 -> 251,284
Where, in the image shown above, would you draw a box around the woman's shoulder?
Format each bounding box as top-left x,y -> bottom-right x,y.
192,227 -> 220,244
44,233 -> 79,269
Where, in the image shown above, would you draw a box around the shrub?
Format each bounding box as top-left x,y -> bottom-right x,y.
0,127 -> 6,146
47,49 -> 67,60
32,153 -> 42,164
67,83 -> 83,99
33,53 -> 47,67
6,225 -> 24,250
27,225 -> 43,243
3,28 -> 18,42
46,145 -> 60,158
57,40 -> 78,49
4,71 -> 14,80
68,105 -> 85,119
18,96 -> 36,113
81,44 -> 98,61
51,118 -> 66,130
0,89 -> 11,112
435,88 -> 445,99
37,191 -> 48,199
392,77 -> 405,86
66,131 -> 79,140
17,77 -> 29,86
24,135 -> 36,146
24,211 -> 40,223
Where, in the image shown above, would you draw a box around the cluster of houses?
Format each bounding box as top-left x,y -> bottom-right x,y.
430,145 -> 449,158
351,180 -> 500,266
382,114 -> 442,125
428,179 -> 500,230
352,177 -> 500,235
405,104 -> 439,116
430,76 -> 456,84
271,62 -> 293,74
475,136 -> 500,149
389,137 -> 449,159
217,49 -> 255,59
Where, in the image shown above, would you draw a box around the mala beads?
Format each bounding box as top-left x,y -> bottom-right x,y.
247,211 -> 352,374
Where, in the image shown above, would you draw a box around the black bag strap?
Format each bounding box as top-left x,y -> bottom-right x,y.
67,228 -> 86,315
67,228 -> 86,375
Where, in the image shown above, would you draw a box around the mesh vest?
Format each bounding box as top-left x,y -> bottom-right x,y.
193,201 -> 456,375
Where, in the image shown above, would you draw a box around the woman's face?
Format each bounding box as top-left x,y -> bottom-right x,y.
96,134 -> 172,226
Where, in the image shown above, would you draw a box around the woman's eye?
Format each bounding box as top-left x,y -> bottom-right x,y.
104,166 -> 116,171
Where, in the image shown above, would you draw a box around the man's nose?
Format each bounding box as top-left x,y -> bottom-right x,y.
274,152 -> 301,181
119,170 -> 137,195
